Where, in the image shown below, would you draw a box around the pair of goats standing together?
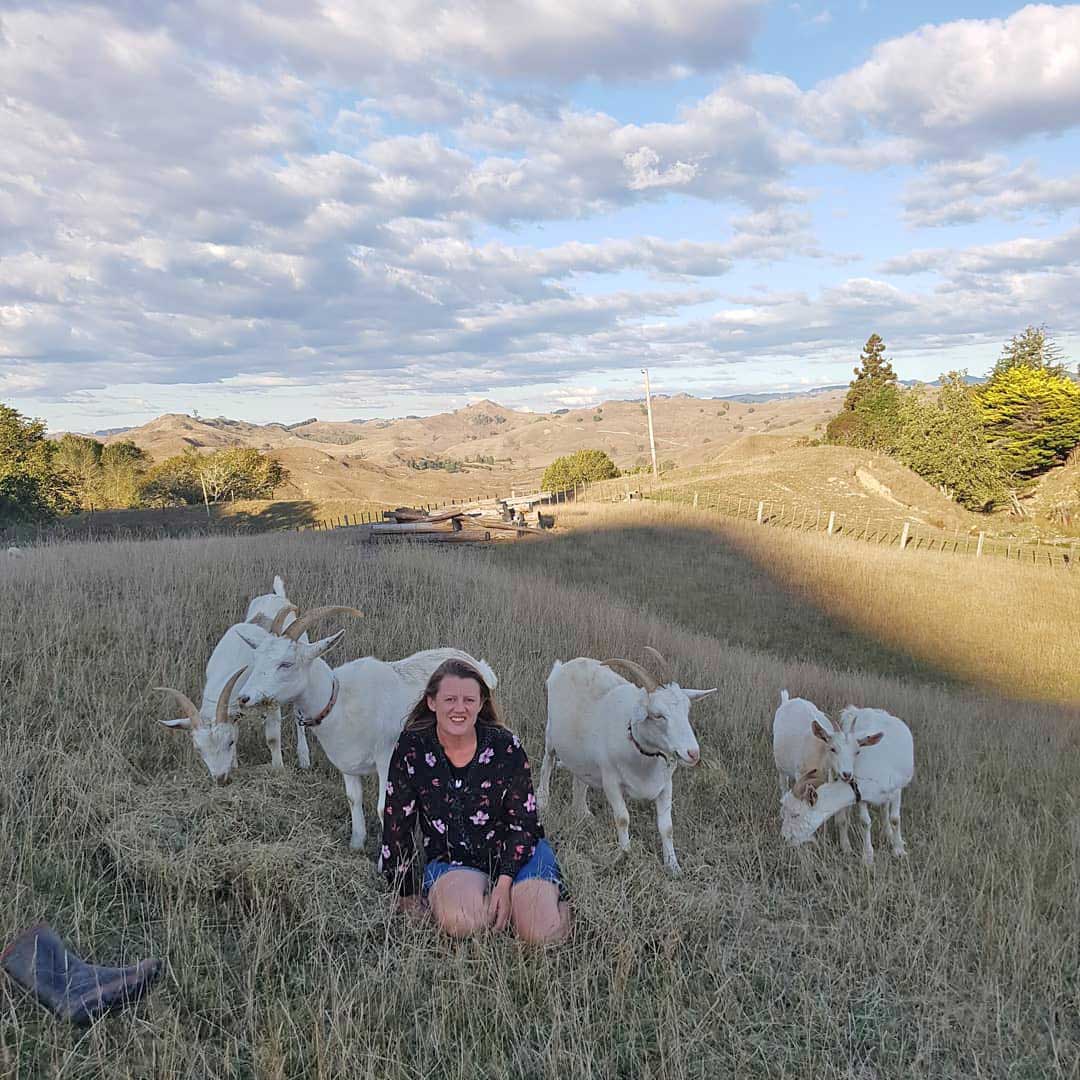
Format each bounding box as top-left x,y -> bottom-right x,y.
155,578 -> 720,873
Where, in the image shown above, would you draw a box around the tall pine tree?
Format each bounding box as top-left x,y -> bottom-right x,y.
843,334 -> 897,411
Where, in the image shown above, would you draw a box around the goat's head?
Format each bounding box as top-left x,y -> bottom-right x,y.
244,577 -> 299,633
155,666 -> 248,784
235,606 -> 362,707
810,709 -> 884,784
602,650 -> 717,766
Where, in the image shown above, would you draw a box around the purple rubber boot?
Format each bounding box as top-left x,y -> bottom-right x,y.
1,923 -> 162,1025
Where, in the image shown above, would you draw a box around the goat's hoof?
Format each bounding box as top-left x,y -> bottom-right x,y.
665,862 -> 682,877
892,846 -> 907,858
350,838 -> 366,852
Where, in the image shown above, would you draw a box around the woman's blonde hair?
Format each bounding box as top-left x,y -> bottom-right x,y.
403,658 -> 504,732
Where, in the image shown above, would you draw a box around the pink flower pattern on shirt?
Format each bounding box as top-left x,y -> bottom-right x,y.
378,725 -> 547,897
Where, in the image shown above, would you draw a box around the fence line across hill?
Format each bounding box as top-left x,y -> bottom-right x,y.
578,475 -> 1077,571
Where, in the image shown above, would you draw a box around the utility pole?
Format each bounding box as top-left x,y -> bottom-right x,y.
642,368 -> 659,480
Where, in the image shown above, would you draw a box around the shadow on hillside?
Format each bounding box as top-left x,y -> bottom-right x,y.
492,518 -> 962,691
22,500 -> 322,543
221,501 -> 321,533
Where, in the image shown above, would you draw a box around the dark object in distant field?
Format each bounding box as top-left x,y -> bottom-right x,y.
1,923 -> 162,1025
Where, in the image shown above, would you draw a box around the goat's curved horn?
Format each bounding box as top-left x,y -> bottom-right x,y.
284,606 -> 364,642
829,712 -> 842,733
216,666 -> 249,726
268,603 -> 298,637
601,658 -> 658,692
153,686 -> 201,728
642,646 -> 674,685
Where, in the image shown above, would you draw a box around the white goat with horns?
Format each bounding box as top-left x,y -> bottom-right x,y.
154,576 -> 312,782
233,607 -> 498,851
773,692 -> 912,862
538,647 -> 717,875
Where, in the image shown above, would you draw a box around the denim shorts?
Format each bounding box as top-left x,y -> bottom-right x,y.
422,839 -> 564,897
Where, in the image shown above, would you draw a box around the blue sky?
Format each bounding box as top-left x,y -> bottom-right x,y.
1,1 -> 1078,430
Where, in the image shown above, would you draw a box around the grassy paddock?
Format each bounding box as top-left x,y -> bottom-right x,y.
0,521 -> 1077,1078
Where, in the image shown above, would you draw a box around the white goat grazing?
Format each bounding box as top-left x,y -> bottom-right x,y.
234,608 -> 498,850
155,578 -> 311,781
835,705 -> 914,864
538,649 -> 717,875
240,575 -> 311,769
6,547 -> 25,559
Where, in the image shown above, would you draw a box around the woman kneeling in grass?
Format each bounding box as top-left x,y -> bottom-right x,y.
380,658 -> 570,943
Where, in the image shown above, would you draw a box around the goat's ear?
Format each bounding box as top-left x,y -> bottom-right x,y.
158,716 -> 193,731
273,575 -> 286,597
234,625 -> 264,649
685,687 -> 718,702
858,731 -> 884,748
811,719 -> 831,742
308,629 -> 346,659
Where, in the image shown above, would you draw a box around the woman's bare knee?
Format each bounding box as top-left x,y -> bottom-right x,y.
430,873 -> 488,937
511,881 -> 570,945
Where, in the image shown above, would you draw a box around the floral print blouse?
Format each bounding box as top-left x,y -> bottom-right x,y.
380,722 -> 544,897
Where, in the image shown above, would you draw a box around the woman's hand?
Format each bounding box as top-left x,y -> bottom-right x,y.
487,876 -> 513,932
396,895 -> 428,921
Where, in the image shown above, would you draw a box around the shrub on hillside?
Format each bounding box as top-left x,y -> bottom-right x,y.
541,449 -> 619,491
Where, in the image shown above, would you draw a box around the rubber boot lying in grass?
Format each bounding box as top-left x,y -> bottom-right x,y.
1,923 -> 162,1025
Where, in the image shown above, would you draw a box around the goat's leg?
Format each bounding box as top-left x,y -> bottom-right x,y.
571,775 -> 593,819
536,741 -> 556,815
263,706 -> 284,770
836,805 -> 854,855
655,776 -> 681,876
342,773 -> 366,850
858,801 -> 874,865
601,773 -> 632,855
886,790 -> 906,857
294,716 -> 311,770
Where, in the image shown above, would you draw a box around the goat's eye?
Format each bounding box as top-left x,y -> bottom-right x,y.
278,661 -> 293,670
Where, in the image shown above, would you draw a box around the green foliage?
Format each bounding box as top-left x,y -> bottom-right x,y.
141,454 -> 203,507
541,449 -> 620,490
993,324 -> 1069,378
98,440 -> 149,508
895,374 -> 1010,511
0,404 -> 76,525
54,434 -> 103,509
825,383 -> 903,451
143,448 -> 289,505
407,456 -> 463,472
979,360 -> 1080,477
843,333 -> 897,412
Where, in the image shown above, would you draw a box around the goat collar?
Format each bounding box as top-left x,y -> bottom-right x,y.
847,776 -> 862,803
627,718 -> 667,761
297,674 -> 338,728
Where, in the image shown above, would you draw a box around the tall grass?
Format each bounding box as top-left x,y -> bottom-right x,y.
0,518 -> 1077,1078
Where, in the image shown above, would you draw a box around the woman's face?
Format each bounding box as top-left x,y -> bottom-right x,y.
428,674 -> 483,741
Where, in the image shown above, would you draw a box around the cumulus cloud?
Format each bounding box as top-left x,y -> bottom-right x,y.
806,4 -> 1080,157
903,156 -> 1080,226
2,2 -> 1079,422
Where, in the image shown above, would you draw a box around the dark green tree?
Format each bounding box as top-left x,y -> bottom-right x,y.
895,374 -> 1010,511
992,325 -> 1069,378
0,404 -> 76,525
844,334 -> 897,411
541,449 -> 619,491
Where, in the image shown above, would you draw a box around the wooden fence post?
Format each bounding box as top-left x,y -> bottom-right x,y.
899,522 -> 910,550
826,511 -> 835,536
976,532 -> 985,557
693,491 -> 699,508
757,500 -> 764,525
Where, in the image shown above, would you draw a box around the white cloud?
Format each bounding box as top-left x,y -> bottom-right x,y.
806,4 -> 1080,157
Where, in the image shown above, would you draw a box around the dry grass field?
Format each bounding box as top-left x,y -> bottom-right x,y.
1,504 -> 1078,1078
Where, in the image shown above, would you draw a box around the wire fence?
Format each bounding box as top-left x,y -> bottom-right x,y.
578,475 -> 1078,570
